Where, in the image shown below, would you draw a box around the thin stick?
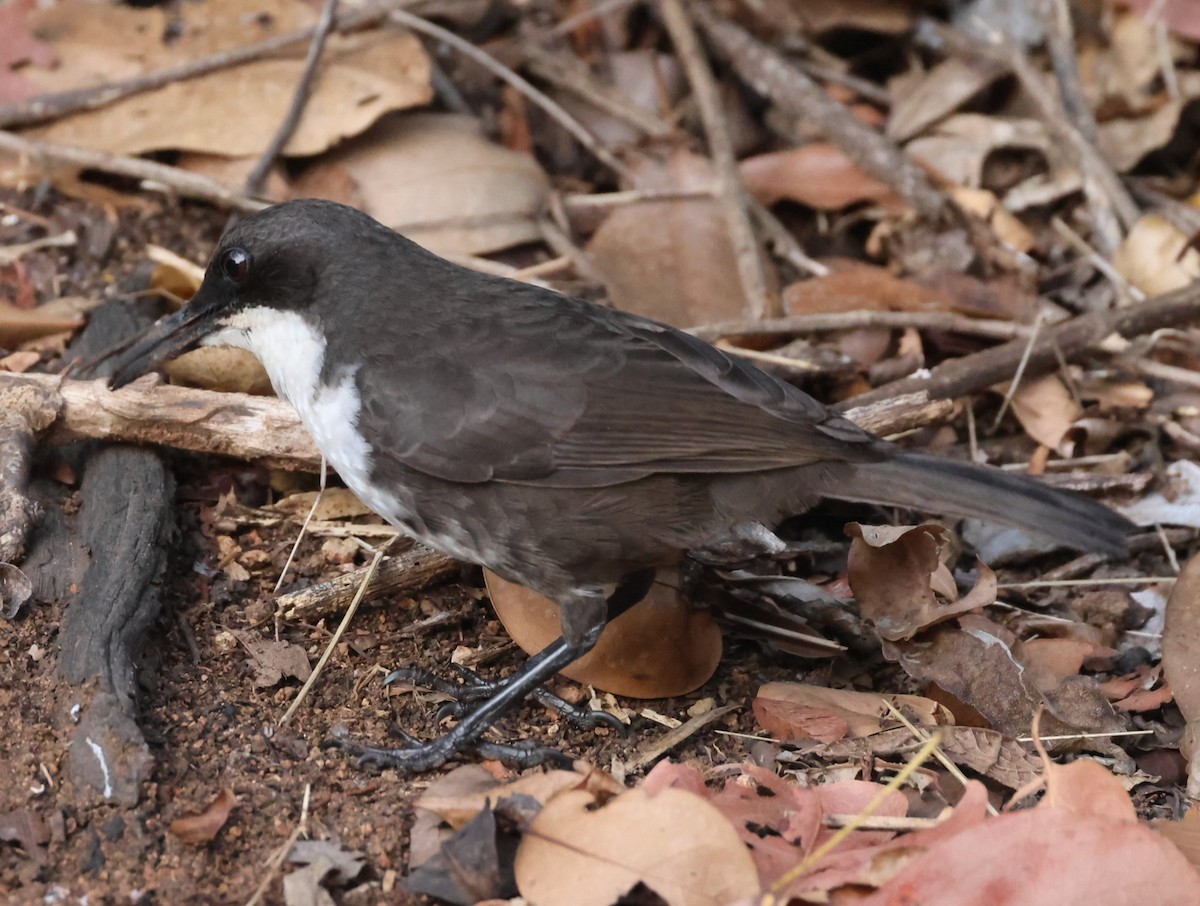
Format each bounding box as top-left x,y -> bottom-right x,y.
761,732 -> 943,905
279,538 -> 394,725
244,0 -> 340,196
660,0 -> 772,319
388,9 -> 631,179
990,309 -> 1045,432
0,130 -> 265,212
691,309 -> 1030,343
243,784 -> 311,906
884,701 -> 998,816
998,576 -> 1176,589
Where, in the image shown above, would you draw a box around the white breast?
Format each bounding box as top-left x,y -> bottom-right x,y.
201,307 -> 483,565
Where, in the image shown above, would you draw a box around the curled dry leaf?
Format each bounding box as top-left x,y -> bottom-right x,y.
740,144 -> 902,211
753,681 -> 940,743
846,522 -> 997,641
168,788 -> 237,845
294,113 -> 549,257
485,568 -> 722,699
270,488 -> 374,521
514,786 -> 759,906
1112,213 -> 1200,296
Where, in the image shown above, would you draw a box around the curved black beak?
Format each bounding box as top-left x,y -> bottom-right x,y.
108,285 -> 223,389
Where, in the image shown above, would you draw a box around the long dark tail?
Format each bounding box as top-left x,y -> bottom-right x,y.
833,452 -> 1134,555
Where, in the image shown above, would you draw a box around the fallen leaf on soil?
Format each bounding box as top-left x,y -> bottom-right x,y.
0,300 -> 85,346
1112,213 -> 1200,296
753,681 -> 940,742
233,630 -> 312,688
168,788 -> 237,844
1014,637 -> 1114,693
165,347 -> 272,395
888,57 -> 1005,142
782,262 -> 955,315
292,112 -> 549,256
1164,552 -> 1200,788
407,807 -> 515,906
27,0 -> 432,159
417,764 -> 616,830
271,488 -> 374,521
485,568 -> 722,698
514,785 -> 760,906
287,840 -> 365,885
587,149 -> 758,327
906,113 -> 1053,188
847,523 -> 997,641
1000,372 -> 1082,454
740,144 -> 902,210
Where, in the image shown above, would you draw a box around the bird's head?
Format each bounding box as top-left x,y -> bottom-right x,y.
108,199 -> 389,388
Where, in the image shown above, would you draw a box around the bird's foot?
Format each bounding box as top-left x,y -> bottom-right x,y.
385,665 -> 626,733
328,724 -> 573,773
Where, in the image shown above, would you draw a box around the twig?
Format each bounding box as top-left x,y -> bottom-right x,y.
623,702 -> 738,771
883,701 -> 998,816
244,0 -> 340,196
691,310 -> 1031,343
746,196 -> 830,277
1039,0 -> 1099,145
0,131 -> 265,212
837,277 -> 1200,412
695,8 -> 949,223
280,538 -> 393,725
660,0 -> 773,319
275,544 -> 460,622
0,4 -> 392,130
990,309 -> 1046,431
387,8 -> 631,179
915,17 -> 1139,253
243,784 -> 311,906
1050,216 -> 1144,304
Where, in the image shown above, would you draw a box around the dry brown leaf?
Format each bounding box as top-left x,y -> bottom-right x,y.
782,263 -> 955,315
587,150 -> 758,327
0,300 -> 84,346
1001,373 -> 1082,454
1155,808 -> 1200,870
1164,553 -> 1200,729
271,488 -> 374,521
485,569 -> 722,698
417,765 -> 616,830
888,57 -> 1004,142
514,786 -> 759,906
168,789 -> 237,845
27,0 -> 432,159
847,523 -> 996,641
1015,637 -> 1113,694
233,630 -> 311,688
1112,213 -> 1200,296
293,113 -> 549,256
949,186 -> 1036,253
753,681 -> 939,743
906,114 -> 1053,188
740,144 -> 902,210
165,348 -> 272,395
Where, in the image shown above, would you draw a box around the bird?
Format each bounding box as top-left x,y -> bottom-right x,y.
108,199 -> 1135,771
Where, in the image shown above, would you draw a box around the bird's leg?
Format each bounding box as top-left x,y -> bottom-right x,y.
335,569 -> 656,773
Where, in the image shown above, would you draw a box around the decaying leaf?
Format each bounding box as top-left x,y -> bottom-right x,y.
753,681 -> 940,743
587,149 -> 757,327
232,630 -> 312,688
1000,372 -> 1082,455
740,144 -> 903,210
168,788 -> 237,844
1112,213 -> 1200,296
485,568 -> 722,698
847,523 -> 997,641
270,488 -> 375,521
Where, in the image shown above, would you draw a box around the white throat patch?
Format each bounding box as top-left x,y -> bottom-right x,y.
203,307 -> 375,497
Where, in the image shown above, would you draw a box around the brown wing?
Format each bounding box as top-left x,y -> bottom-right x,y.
356,286 -> 886,487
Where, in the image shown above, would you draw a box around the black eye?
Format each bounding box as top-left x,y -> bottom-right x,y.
220,247 -> 250,284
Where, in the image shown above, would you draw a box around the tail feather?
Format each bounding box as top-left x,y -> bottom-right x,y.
835,452 -> 1134,555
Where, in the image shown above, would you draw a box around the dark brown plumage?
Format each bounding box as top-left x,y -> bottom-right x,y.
109,200 -> 1135,770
